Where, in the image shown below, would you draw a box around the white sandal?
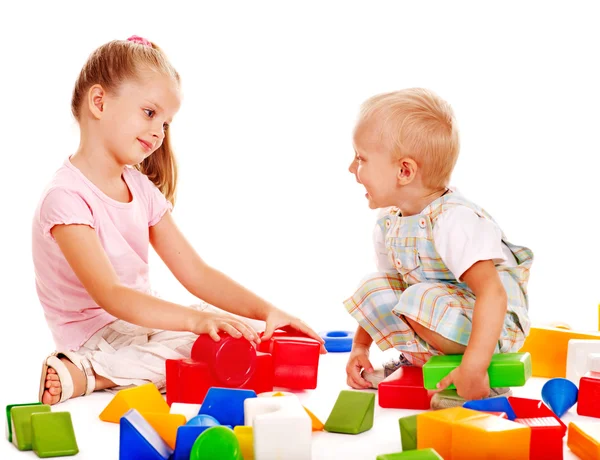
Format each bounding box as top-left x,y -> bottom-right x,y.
38,351 -> 96,403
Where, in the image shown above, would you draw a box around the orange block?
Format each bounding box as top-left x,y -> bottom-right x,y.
452,414 -> 531,459
234,425 -> 254,460
568,422 -> 600,460
417,407 -> 488,459
141,412 -> 185,449
99,383 -> 170,423
304,406 -> 324,431
519,327 -> 600,378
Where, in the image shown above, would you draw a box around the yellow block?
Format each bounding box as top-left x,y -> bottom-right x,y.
519,327 -> 600,378
417,407 -> 488,459
99,383 -> 170,423
140,412 -> 185,449
234,425 -> 254,460
568,421 -> 600,460
452,414 -> 530,459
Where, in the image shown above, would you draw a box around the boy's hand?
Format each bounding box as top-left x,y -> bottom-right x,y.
346,345 -> 375,389
437,363 -> 490,401
262,308 -> 327,354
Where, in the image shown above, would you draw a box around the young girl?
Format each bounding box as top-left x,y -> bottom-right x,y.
34,35 -> 325,406
343,88 -> 533,406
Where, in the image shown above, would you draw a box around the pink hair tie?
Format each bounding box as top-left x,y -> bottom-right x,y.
127,35 -> 152,47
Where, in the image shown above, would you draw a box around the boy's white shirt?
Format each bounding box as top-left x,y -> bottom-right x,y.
373,190 -> 517,281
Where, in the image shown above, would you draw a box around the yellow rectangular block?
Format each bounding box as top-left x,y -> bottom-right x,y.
417,407 -> 488,459
568,421 -> 600,460
452,414 -> 530,459
234,425 -> 254,460
519,327 -> 600,378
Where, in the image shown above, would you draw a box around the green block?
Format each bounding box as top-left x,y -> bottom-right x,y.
399,414 -> 418,451
31,412 -> 79,458
190,426 -> 241,460
10,404 -> 51,451
6,402 -> 42,443
376,448 -> 443,459
422,352 -> 532,390
324,390 -> 375,434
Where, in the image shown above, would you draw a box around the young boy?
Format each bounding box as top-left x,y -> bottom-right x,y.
344,88 -> 533,407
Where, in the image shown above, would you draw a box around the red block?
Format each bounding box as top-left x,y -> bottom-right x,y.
166,358 -> 211,405
378,366 -> 434,409
577,371 -> 600,418
514,417 -> 564,460
508,397 -> 567,436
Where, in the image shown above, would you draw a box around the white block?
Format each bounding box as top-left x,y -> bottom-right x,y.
566,340 -> 600,384
244,396 -> 312,460
169,402 -> 201,422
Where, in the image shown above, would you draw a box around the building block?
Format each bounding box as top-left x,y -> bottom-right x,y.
174,425 -> 217,460
416,407 -> 488,459
234,426 -> 254,460
244,395 -> 312,460
324,390 -> 375,434
514,417 -> 564,460
259,390 -> 323,430
199,387 -> 257,427
119,409 -> 173,460
463,396 -> 517,420
166,334 -> 273,405
508,396 -> 567,435
376,449 -> 443,459
319,330 -> 353,352
567,339 -> 600,384
422,353 -> 531,390
399,414 -> 417,451
190,426 -> 242,460
303,405 -> 324,431
141,412 -> 186,449
187,414 -> 221,427
257,331 -> 321,389
541,378 -> 578,417
484,412 -> 508,418
568,421 -> 600,460
5,402 -> 42,443
577,371 -> 600,418
10,404 -> 51,451
169,402 -> 201,422
519,327 -> 600,378
451,414 -> 531,459
378,366 -> 434,409
100,383 -> 169,423
30,412 -> 79,458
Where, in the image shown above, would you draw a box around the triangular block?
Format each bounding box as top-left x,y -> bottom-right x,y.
199,388 -> 256,427
119,409 -> 173,460
324,390 -> 375,434
100,383 -> 169,423
10,404 -> 51,451
376,448 -> 443,459
303,405 -> 324,431
5,402 -> 42,443
399,414 -> 418,451
463,396 -> 517,420
31,412 -> 79,457
568,421 -> 600,460
141,412 -> 186,449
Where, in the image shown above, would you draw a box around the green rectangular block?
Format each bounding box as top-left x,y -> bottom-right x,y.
324,390 -> 375,434
376,448 -> 443,459
6,403 -> 42,443
422,352 -> 532,390
399,414 -> 417,451
10,404 -> 51,451
32,412 -> 79,458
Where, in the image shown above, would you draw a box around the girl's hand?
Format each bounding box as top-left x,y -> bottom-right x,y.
262,308 -> 327,354
192,311 -> 259,344
437,363 -> 490,401
346,345 -> 375,389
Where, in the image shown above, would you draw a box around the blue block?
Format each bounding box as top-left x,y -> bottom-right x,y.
119,409 -> 173,460
174,424 -> 233,460
463,396 -> 517,420
320,330 -> 354,352
199,388 -> 257,427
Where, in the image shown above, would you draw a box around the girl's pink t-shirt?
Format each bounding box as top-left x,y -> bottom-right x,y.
32,159 -> 172,351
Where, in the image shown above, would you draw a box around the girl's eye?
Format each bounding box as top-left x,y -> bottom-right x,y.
144,109 -> 155,118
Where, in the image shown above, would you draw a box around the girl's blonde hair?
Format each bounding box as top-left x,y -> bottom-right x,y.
359,88 -> 460,189
71,39 -> 180,204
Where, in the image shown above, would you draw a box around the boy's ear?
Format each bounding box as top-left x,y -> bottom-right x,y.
397,158 -> 418,185
87,84 -> 107,119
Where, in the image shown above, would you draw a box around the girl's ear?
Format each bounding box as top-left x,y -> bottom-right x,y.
397,158 -> 418,185
87,84 -> 106,119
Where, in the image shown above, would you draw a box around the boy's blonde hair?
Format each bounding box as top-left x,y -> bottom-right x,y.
359,88 -> 460,189
71,39 -> 180,205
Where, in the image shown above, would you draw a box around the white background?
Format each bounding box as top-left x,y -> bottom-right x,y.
0,1 -> 598,458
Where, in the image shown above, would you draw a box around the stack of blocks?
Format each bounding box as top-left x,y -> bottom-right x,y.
6,402 -> 78,457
